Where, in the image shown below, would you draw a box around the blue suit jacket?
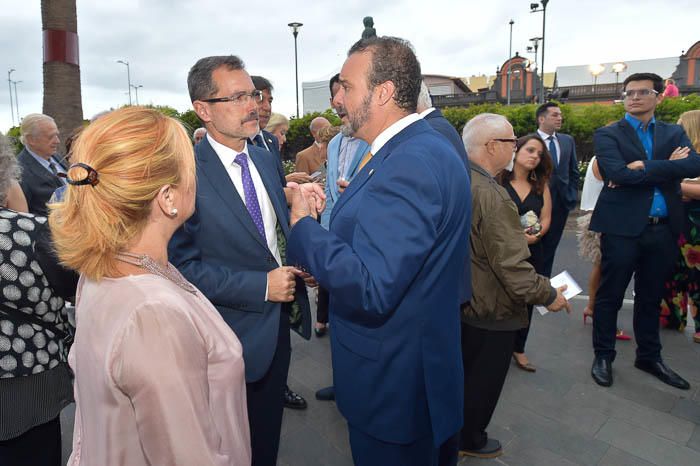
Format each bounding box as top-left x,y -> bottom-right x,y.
168,138 -> 311,382
547,132 -> 579,211
287,119 -> 470,445
590,118 -> 700,237
423,108 -> 469,171
260,129 -> 287,187
320,133 -> 369,229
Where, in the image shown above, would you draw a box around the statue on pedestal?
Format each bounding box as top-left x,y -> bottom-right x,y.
362,16 -> 377,39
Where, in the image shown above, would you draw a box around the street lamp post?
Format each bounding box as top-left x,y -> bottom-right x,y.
131,84 -> 143,105
11,80 -> 21,121
611,62 -> 627,95
7,69 -> 15,126
589,64 -> 605,102
507,19 -> 514,105
530,0 -> 549,103
527,37 -> 541,101
288,22 -> 303,118
117,60 -> 132,105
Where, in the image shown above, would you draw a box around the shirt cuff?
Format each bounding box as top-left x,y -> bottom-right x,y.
544,287 -> 558,307
265,276 -> 269,302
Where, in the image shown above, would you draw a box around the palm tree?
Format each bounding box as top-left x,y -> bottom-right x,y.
41,0 -> 83,155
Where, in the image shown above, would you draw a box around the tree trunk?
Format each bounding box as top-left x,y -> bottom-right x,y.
41,0 -> 83,156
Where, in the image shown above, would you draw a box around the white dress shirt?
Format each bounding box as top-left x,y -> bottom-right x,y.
207,134 -> 282,299
370,113 -> 422,155
537,128 -> 560,166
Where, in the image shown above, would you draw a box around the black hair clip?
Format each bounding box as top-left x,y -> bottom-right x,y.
58,163 -> 100,187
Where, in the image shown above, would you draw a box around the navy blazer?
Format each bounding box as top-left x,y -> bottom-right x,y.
17,149 -> 66,217
287,119 -> 470,446
168,138 -> 311,382
423,108 -> 469,170
261,129 -> 287,187
547,132 -> 579,211
590,118 -> 700,237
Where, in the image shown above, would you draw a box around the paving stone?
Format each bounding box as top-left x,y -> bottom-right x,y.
595,418 -> 698,466
687,425 -> 700,453
496,436 -> 580,466
564,382 -> 695,443
597,446 -> 657,466
671,397 -> 700,424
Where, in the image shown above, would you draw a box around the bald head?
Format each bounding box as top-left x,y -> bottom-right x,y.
193,127 -> 207,144
310,117 -> 331,142
462,113 -> 515,175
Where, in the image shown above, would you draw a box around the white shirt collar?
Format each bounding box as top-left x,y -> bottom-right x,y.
418,107 -> 436,118
537,128 -> 556,140
206,133 -> 249,166
370,113 -> 422,155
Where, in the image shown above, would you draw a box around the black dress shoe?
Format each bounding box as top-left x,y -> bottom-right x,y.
283,386 -> 308,409
315,386 -> 335,401
459,438 -> 502,458
314,325 -> 327,337
591,357 -> 613,387
634,360 -> 690,390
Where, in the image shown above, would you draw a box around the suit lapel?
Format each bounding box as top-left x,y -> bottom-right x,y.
197,139 -> 269,251
619,119 -> 648,160
652,121 -> 664,160
249,146 -> 290,237
21,150 -> 63,189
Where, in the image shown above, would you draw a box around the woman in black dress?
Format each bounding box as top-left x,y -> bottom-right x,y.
500,133 -> 553,372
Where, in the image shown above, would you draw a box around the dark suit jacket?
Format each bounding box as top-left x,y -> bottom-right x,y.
168,138 -> 311,382
423,108 -> 469,170
17,149 -> 66,216
544,132 -> 579,211
590,118 -> 700,237
261,129 -> 287,187
287,119 -> 470,446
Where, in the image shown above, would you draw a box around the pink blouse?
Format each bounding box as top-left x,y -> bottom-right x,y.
67,273 -> 251,466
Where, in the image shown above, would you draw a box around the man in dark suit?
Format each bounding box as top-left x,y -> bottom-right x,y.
286,36 -> 470,466
590,72 -> 700,389
536,102 -> 579,277
251,75 -> 310,186
17,113 -> 66,216
169,55 -> 322,466
417,81 -> 469,171
250,74 -> 308,411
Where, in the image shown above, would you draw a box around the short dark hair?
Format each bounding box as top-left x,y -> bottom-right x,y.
347,36 -> 422,113
251,75 -> 273,92
536,102 -> 559,121
187,55 -> 245,102
329,73 -> 340,95
623,73 -> 664,94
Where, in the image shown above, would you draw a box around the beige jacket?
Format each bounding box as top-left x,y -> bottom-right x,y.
463,163 -> 556,330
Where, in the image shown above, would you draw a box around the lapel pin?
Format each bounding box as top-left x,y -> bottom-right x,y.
368,169 -> 375,176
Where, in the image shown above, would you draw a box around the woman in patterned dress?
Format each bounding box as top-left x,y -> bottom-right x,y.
0,134 -> 78,465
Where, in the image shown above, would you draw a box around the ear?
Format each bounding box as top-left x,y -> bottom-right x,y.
193,101 -> 212,124
154,184 -> 175,218
376,81 -> 396,107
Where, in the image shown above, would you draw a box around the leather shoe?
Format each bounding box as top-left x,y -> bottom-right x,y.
315,386 -> 335,401
591,357 -> 613,387
283,386 -> 308,409
634,360 -> 690,390
459,438 -> 502,458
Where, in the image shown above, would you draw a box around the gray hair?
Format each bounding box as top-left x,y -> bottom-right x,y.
188,55 -> 245,102
0,134 -> 21,206
193,127 -> 207,137
416,81 -> 432,112
462,113 -> 510,155
19,113 -> 55,145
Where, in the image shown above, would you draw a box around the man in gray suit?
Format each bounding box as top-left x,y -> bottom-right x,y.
17,113 -> 67,216
536,102 -> 579,277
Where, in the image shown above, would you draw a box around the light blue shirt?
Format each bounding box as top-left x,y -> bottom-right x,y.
624,113 -> 668,217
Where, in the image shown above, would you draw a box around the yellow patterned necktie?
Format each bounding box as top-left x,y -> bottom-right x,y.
357,151 -> 373,172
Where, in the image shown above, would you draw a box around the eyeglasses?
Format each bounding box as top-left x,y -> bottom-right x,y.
486,138 -> 518,148
201,90 -> 263,105
621,89 -> 659,99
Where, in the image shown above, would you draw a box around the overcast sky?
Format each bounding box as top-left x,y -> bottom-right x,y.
1,0 -> 698,133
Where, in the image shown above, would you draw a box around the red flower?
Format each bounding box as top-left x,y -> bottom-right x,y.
681,244 -> 700,269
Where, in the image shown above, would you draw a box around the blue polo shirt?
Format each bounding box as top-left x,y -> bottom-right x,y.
625,113 -> 668,217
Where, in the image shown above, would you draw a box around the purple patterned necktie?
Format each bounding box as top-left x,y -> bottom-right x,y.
234,153 -> 266,242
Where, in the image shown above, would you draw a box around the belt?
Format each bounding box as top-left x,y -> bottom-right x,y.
648,216 -> 668,225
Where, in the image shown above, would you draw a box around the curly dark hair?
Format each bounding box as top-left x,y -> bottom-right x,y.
500,133 -> 553,195
347,36 -> 421,113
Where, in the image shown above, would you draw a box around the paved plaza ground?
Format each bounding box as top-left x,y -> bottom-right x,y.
61,228 -> 700,465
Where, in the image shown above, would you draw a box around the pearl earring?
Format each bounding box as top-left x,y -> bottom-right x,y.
170,208 -> 178,216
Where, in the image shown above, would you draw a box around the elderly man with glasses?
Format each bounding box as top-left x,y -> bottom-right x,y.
589,72 -> 700,390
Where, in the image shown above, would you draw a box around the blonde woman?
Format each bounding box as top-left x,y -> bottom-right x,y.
50,107 -> 251,465
265,112 -> 289,151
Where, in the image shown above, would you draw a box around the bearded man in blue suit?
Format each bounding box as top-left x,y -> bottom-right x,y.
286,36 -> 471,466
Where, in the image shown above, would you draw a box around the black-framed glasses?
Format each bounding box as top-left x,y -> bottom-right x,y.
621,89 -> 659,99
486,138 -> 518,148
201,90 -> 263,105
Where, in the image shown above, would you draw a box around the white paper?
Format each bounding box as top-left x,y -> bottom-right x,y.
535,270 -> 582,315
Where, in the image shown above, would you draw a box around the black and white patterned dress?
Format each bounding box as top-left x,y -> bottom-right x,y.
0,207 -> 77,440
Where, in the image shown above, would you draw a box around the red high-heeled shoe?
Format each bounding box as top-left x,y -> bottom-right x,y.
616,329 -> 631,341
